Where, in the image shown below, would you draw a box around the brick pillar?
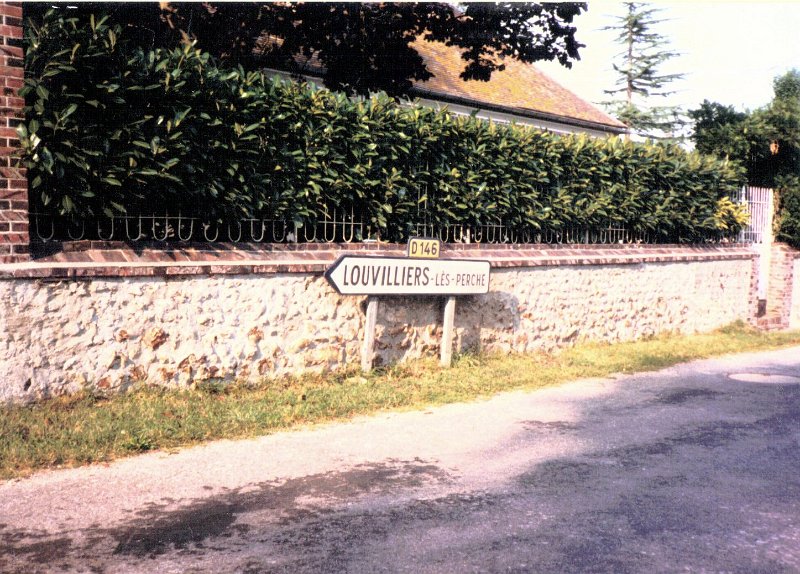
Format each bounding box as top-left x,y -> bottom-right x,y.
758,243 -> 796,330
748,254 -> 761,327
0,2 -> 27,263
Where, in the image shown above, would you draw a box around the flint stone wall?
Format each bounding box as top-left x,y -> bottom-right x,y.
793,256 -> 800,329
0,244 -> 758,403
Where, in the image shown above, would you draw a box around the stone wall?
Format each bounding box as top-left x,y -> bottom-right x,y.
792,256 -> 800,329
1,274 -> 364,402
0,244 -> 758,403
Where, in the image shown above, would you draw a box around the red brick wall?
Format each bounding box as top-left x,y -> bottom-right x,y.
761,243 -> 797,330
0,2 -> 26,263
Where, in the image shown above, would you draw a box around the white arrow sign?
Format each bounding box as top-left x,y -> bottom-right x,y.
325,255 -> 490,295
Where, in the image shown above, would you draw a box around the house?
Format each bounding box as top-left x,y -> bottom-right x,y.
265,38 -> 628,138
408,39 -> 628,138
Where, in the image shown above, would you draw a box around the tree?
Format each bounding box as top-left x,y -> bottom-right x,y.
758,69 -> 800,186
24,2 -> 588,98
773,69 -> 800,102
760,70 -> 800,246
601,2 -> 685,139
688,101 -> 749,158
689,70 -> 800,247
689,70 -> 800,188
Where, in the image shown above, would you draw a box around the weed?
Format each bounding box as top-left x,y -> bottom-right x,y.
1,324 -> 799,479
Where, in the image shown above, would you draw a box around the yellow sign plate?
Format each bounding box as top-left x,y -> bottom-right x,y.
407,237 -> 441,259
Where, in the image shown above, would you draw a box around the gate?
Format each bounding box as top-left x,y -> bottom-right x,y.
736,185 -> 773,244
735,185 -> 774,300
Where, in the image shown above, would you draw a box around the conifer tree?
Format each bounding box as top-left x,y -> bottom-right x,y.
602,2 -> 685,139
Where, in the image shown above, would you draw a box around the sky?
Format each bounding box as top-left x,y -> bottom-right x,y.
536,1 -> 800,116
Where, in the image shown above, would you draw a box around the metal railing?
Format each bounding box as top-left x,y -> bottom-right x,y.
734,185 -> 773,244
411,222 -> 654,245
32,210 -> 734,246
36,181 -> 772,248
31,209 -> 366,244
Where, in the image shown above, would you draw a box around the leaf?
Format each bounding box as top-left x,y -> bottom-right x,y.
61,103 -> 78,121
35,84 -> 49,101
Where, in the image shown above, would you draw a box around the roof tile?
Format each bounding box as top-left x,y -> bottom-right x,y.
410,39 -> 626,131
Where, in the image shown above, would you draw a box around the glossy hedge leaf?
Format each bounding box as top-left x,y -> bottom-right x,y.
21,6 -> 745,240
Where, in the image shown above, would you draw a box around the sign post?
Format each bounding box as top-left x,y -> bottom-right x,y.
325,242 -> 490,371
361,297 -> 379,372
441,296 -> 457,367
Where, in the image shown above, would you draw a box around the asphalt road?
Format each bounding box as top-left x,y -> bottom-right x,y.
2,347 -> 800,573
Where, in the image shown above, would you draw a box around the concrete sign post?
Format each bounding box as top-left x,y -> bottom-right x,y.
441,296 -> 457,367
360,297 -> 380,372
325,247 -> 490,371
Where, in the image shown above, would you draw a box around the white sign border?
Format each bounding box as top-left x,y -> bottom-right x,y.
324,255 -> 491,296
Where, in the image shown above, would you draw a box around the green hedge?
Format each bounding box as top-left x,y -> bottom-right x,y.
19,7 -> 748,242
776,184 -> 800,249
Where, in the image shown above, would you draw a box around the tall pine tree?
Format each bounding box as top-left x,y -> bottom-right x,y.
602,2 -> 685,139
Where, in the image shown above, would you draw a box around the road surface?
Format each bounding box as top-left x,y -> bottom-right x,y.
1,347 -> 799,573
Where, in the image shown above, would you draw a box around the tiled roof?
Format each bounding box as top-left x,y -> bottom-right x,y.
269,36 -> 626,134
409,39 -> 627,133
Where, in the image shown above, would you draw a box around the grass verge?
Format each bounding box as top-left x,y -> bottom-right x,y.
2,323 -> 799,480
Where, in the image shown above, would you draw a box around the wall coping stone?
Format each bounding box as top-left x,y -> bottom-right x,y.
0,243 -> 757,280
772,243 -> 800,258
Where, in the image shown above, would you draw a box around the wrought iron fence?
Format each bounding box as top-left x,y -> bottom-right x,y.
31,209 -> 366,244
28,183 -> 765,246
32,209 -> 730,246
410,222 -> 656,245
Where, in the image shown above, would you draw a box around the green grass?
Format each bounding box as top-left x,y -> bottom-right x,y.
2,322 -> 799,480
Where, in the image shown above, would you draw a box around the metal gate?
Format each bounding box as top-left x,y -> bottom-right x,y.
734,185 -> 774,300
736,185 -> 773,244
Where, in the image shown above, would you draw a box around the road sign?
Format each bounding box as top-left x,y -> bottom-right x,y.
325,255 -> 490,296
407,237 -> 441,259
